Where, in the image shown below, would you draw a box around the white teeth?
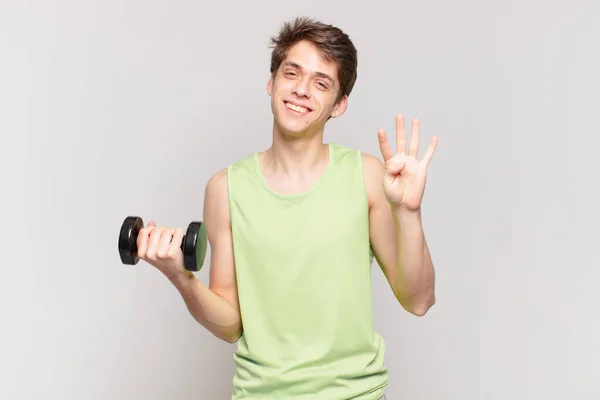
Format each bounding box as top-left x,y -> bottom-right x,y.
286,102 -> 308,113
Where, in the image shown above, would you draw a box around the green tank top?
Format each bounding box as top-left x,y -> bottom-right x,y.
226,143 -> 388,399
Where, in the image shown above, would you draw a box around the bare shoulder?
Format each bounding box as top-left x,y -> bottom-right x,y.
361,152 -> 385,175
204,168 -> 229,225
360,152 -> 386,206
205,168 -> 229,198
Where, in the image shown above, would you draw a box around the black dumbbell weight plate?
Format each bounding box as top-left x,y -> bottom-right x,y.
183,221 -> 208,272
118,216 -> 144,265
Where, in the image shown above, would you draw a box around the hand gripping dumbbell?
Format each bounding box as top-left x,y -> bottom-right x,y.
118,216 -> 208,272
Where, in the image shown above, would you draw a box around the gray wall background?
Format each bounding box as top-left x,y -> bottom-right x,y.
9,0 -> 600,398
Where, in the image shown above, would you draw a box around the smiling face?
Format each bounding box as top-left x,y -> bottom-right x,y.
267,40 -> 348,138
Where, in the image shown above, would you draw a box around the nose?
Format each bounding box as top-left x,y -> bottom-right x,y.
292,77 -> 310,98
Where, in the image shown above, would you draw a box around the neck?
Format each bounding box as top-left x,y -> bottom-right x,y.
263,122 -> 329,178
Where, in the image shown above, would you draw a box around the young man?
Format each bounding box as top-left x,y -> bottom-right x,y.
136,17 -> 437,400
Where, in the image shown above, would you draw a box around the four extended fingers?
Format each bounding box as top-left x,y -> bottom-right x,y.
380,114 -> 437,167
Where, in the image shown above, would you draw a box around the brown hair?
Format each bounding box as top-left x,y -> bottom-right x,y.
269,17 -> 358,103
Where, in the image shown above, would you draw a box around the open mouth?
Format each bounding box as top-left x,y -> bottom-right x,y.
284,101 -> 311,114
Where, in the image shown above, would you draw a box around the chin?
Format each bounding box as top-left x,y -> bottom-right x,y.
275,105 -> 321,136
277,121 -> 310,138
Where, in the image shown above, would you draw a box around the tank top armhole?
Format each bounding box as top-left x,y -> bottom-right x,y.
355,149 -> 376,265
226,164 -> 236,224
226,164 -> 233,205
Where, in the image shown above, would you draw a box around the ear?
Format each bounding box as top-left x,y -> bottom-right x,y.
330,95 -> 348,118
266,74 -> 274,96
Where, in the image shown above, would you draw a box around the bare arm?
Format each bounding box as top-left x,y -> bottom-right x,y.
170,168 -> 242,343
362,153 -> 435,316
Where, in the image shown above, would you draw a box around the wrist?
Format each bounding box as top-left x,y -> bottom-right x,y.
392,205 -> 421,219
168,268 -> 196,291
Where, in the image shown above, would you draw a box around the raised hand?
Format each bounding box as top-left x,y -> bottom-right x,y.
377,114 -> 438,212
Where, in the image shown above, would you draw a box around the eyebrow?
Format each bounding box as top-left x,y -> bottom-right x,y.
282,61 -> 335,84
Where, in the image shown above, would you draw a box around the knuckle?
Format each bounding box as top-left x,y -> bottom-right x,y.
167,248 -> 179,258
145,248 -> 156,259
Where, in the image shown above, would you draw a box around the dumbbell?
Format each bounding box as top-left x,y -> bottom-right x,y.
118,216 -> 208,272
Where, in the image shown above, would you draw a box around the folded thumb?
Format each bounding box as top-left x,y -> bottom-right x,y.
387,162 -> 405,175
